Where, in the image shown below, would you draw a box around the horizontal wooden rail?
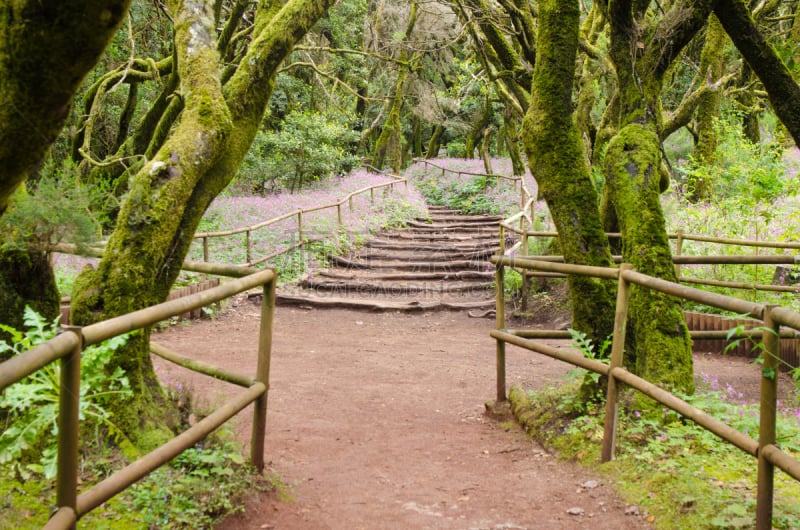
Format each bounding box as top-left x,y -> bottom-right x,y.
502,229 -> 800,250
194,176 -> 405,239
150,341 -> 254,387
75,382 -> 266,516
506,254 -> 799,266
81,269 -> 275,346
418,158 -> 521,183
0,332 -> 80,392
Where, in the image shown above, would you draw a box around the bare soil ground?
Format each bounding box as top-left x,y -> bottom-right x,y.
151,294 -> 796,530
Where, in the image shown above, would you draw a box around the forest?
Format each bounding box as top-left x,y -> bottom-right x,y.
2,0 -> 800,527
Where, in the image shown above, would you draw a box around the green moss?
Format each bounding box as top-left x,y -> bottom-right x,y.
0,471 -> 144,529
522,0 -> 616,346
0,248 -> 60,353
135,422 -> 175,454
604,124 -> 694,394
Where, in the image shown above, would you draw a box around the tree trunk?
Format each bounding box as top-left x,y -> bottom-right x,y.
411,115 -> 423,159
481,126 -> 494,174
0,0 -> 131,214
425,124 -> 444,158
736,64 -> 761,144
465,94 -> 492,159
0,248 -> 59,355
715,0 -> 800,145
372,69 -> 408,171
602,0 -> 709,395
70,0 -> 335,450
688,14 -> 726,202
522,0 -> 616,346
372,2 -> 419,171
604,124 -> 694,392
502,111 -> 526,176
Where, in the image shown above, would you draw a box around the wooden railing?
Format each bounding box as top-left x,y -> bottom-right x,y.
0,261 -> 276,529
193,173 -> 407,266
491,256 -> 800,530
507,229 -> 800,293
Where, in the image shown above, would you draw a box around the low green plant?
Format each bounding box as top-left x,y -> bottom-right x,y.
567,328 -> 611,384
0,307 -> 132,479
415,173 -> 507,215
446,141 -> 466,158
519,376 -> 800,529
128,432 -> 270,529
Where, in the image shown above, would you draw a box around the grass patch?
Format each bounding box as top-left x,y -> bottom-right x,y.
510,376 -> 800,529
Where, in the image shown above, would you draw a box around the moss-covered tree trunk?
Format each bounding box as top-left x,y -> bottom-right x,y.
735,64 -> 761,144
480,126 -> 494,174
0,0 -> 131,214
604,125 -> 694,391
465,94 -> 492,160
372,2 -> 418,172
425,124 -> 444,159
372,66 -> 409,171
522,0 -> 615,345
502,111 -> 525,176
601,0 -> 712,395
0,247 -> 59,354
715,0 -> 800,145
69,0 -> 335,450
688,14 -> 727,202
0,0 -> 129,345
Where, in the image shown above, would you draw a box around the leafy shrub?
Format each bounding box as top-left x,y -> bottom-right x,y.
129,435 -> 269,529
679,114 -> 793,204
0,307 -> 131,479
236,110 -> 360,194
446,141 -> 466,158
0,160 -> 101,253
414,170 -> 510,215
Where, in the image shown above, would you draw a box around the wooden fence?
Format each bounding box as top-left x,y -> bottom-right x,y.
1,262 -> 275,529
194,173 -> 407,266
686,310 -> 800,369
492,256 -> 800,530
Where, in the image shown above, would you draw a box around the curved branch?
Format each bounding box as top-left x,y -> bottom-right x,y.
662,71 -> 737,138
715,0 -> 800,145
294,44 -> 411,66
278,61 -> 386,103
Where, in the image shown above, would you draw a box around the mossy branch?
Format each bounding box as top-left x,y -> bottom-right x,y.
715,0 -> 800,145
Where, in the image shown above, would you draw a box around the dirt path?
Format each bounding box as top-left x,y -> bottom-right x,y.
153,301 -> 653,529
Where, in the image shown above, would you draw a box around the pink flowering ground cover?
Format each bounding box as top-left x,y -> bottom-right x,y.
187,169 -> 427,273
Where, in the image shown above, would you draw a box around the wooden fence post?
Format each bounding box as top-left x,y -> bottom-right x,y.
756,305 -> 780,529
251,276 -> 276,472
57,328 -> 83,530
601,263 -> 632,463
674,229 -> 684,278
520,230 -> 530,312
297,211 -> 304,249
495,263 -> 506,402
245,230 -> 252,265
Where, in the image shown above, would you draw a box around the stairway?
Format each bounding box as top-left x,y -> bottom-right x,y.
277,206 -> 503,311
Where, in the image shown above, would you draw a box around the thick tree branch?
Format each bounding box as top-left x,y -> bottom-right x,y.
662,71 -> 736,138
0,0 -> 131,214
715,0 -> 800,145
